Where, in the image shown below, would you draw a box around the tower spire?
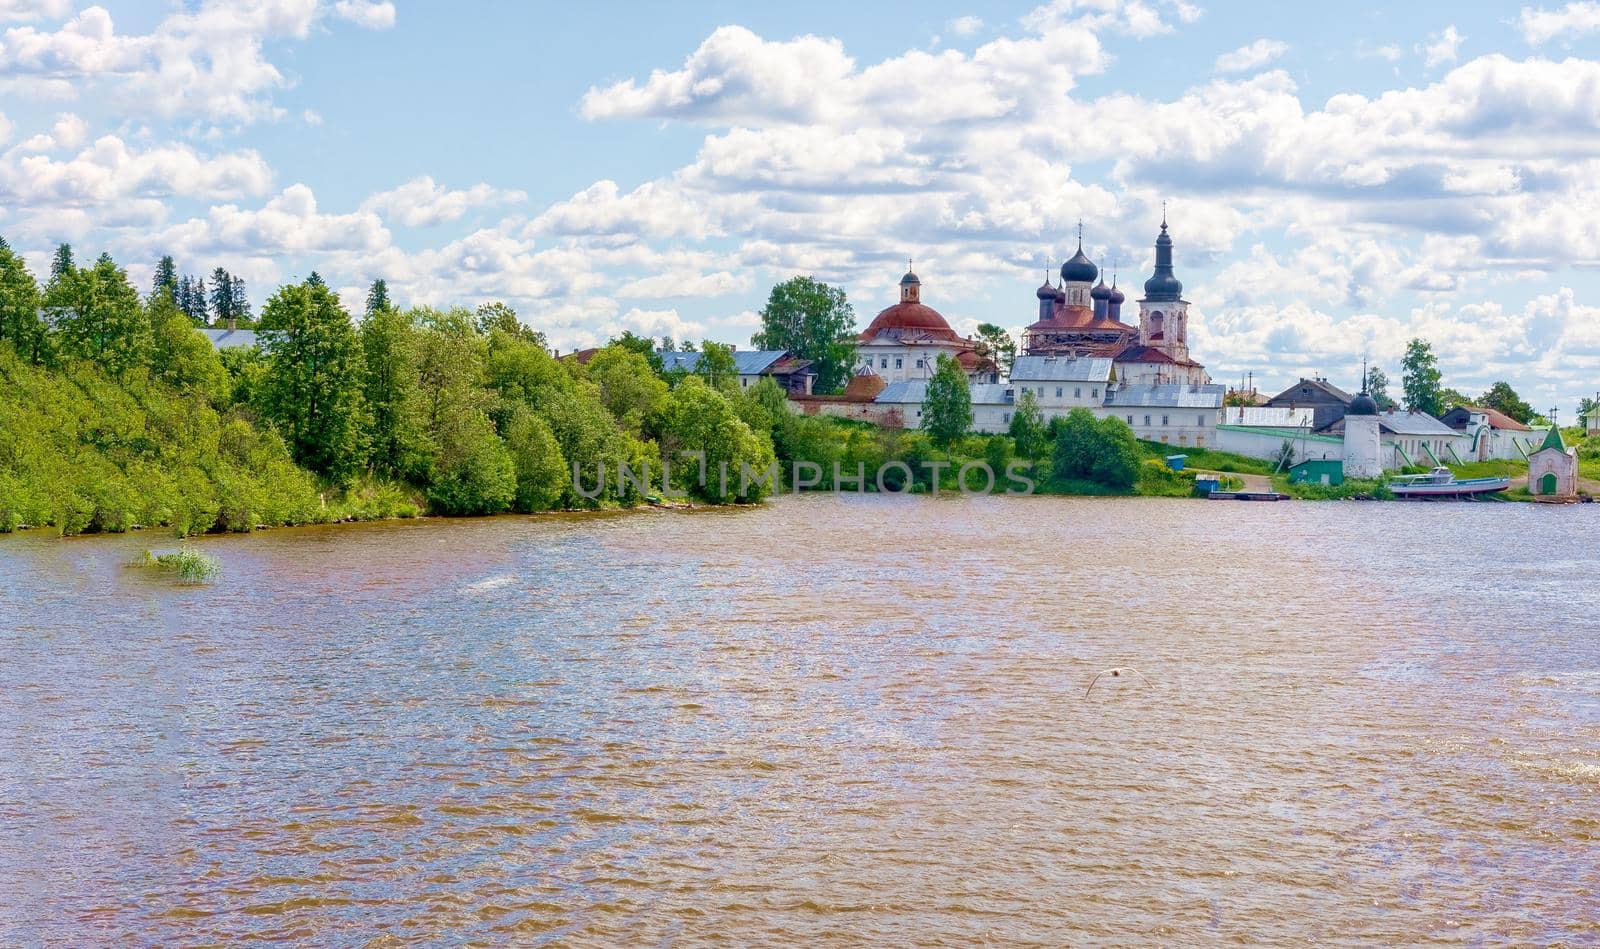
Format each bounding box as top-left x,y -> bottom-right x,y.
1161,200 -> 1167,228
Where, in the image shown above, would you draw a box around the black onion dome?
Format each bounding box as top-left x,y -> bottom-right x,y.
1348,392 -> 1380,416
1142,221 -> 1183,301
1060,244 -> 1098,284
1090,276 -> 1112,301
1108,280 -> 1126,305
1036,277 -> 1057,300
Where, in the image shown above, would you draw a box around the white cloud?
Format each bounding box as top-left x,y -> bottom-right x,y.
1518,2 -> 1600,45
332,0 -> 395,29
302,108 -> 323,126
0,111 -> 11,146
360,176 -> 526,228
1418,25 -> 1464,69
0,134 -> 274,205
0,0 -> 71,22
948,15 -> 983,36
158,183 -> 389,257
0,1 -> 393,122
1215,38 -> 1287,73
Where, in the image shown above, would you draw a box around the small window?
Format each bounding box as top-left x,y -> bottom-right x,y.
741,378 -> 749,387
880,358 -> 888,369
1126,414 -> 1133,424
1162,415 -> 1169,426
1074,387 -> 1081,398
1091,388 -> 1099,398
1056,387 -> 1063,398
915,358 -> 924,368
1197,414 -> 1205,425
1144,415 -> 1151,426
895,357 -> 903,369
1003,412 -> 1011,423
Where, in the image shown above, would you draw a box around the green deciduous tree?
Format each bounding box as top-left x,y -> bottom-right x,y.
657,375 -> 776,503
1008,388 -> 1048,458
51,253 -> 149,376
360,304 -> 427,478
695,339 -> 739,393
1400,338 -> 1444,416
256,279 -> 368,481
0,244 -> 45,363
974,322 -> 1017,376
752,276 -> 857,393
1479,380 -> 1535,424
585,343 -> 668,435
503,404 -> 567,512
922,352 -> 972,447
1051,408 -> 1141,491
148,293 -> 228,401
609,329 -> 663,373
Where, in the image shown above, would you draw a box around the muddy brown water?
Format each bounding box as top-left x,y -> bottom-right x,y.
2,495 -> 1598,944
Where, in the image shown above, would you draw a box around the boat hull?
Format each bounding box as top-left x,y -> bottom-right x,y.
1389,476 -> 1510,499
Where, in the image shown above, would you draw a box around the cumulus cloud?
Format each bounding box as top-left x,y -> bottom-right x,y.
1214,38 -> 1287,73
1418,25 -> 1464,69
1518,2 -> 1600,45
0,134 -> 274,205
0,0 -> 395,121
157,183 -> 389,258
360,176 -> 526,228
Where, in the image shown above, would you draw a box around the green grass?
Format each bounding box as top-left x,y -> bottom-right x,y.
1275,476 -> 1394,500
131,548 -> 221,583
1138,440 -> 1275,475
1448,459 -> 1526,480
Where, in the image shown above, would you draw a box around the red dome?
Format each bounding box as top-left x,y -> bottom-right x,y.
859,301 -> 962,342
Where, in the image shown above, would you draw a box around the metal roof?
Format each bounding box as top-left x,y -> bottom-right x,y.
657,349 -> 791,374
200,328 -> 259,349
1103,383 -> 1225,408
1008,354 -> 1113,382
876,381 -> 1013,407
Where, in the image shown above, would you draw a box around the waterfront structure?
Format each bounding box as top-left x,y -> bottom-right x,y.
1340,388 -> 1383,479
1528,425 -> 1579,497
1264,376 -> 1355,431
1323,407 -> 1468,469
854,265 -> 998,385
868,375 -> 1224,445
658,348 -> 817,394
1289,458 -> 1346,486
1022,218 -> 1209,387
1438,406 -> 1540,461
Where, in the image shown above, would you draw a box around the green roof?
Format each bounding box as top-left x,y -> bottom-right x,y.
1538,425 -> 1566,453
1216,424 -> 1342,443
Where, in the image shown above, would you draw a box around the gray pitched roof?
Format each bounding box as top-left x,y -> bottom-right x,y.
1323,411 -> 1460,437
1008,355 -> 1113,383
876,381 -> 1012,406
657,349 -> 793,374
200,328 -> 259,349
1103,383 -> 1225,408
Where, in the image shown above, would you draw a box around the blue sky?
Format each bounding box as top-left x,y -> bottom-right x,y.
3,0 -> 1600,413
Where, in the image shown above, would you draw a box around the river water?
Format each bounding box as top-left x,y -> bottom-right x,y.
1,495 -> 1598,944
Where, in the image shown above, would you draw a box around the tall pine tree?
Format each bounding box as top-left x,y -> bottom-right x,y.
365,278 -> 391,316
230,275 -> 251,324
209,268 -> 234,325
49,243 -> 75,285
151,255 -> 178,302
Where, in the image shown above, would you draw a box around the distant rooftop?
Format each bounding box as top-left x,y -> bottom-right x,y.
200,328 -> 259,349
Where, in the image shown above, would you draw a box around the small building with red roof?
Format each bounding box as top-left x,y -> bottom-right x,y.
854,264 -> 998,386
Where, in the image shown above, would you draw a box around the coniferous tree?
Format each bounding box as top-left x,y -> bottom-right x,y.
49,244 -> 75,285
151,255 -> 178,302
365,278 -> 391,316
306,271 -> 326,289
188,275 -> 209,325
230,275 -> 251,324
209,268 -> 234,324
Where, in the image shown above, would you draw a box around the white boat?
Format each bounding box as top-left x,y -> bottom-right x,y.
1387,467 -> 1510,499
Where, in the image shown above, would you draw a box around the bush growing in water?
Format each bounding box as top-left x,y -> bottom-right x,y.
132,548 -> 221,583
